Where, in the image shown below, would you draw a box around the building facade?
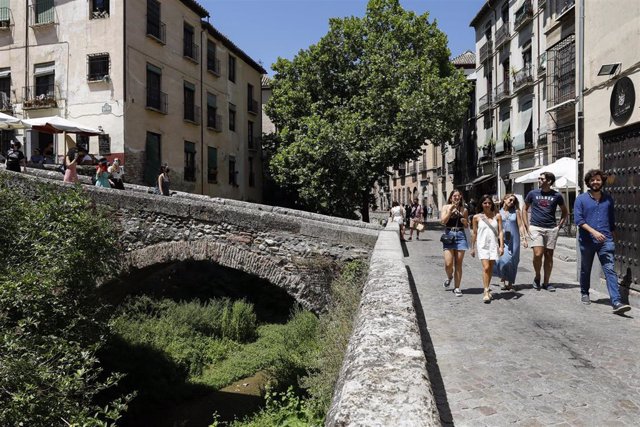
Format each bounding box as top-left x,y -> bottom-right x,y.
0,0 -> 265,202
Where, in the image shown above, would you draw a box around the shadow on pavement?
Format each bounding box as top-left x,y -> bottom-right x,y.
405,265 -> 454,427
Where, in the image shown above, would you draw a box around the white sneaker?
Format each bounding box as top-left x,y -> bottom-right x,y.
453,288 -> 462,297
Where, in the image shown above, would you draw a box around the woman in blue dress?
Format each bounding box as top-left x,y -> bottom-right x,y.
493,194 -> 527,290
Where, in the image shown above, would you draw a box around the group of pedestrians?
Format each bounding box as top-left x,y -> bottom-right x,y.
436,170 -> 630,315
389,198 -> 429,241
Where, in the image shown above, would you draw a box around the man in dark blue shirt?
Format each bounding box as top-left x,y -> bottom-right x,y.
574,169 -> 630,315
523,172 -> 569,292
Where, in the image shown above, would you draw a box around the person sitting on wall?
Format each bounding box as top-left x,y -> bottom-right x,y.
30,148 -> 45,167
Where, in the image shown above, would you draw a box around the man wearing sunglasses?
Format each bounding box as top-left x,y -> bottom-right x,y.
522,172 -> 569,292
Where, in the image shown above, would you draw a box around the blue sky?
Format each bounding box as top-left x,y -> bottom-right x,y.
201,0 -> 486,76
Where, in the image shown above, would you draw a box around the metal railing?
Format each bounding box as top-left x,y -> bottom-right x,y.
146,88 -> 168,114
409,163 -> 416,175
207,113 -> 222,131
495,24 -> 510,49
0,7 -> 11,29
514,0 -> 533,30
537,52 -> 547,77
29,0 -> 55,27
552,126 -> 575,160
556,0 -> 575,17
478,93 -> 492,113
539,0 -> 547,8
207,58 -> 221,75
512,64 -> 534,92
183,42 -> 200,62
184,104 -> 201,124
22,85 -> 59,109
147,19 -> 166,44
419,160 -> 428,172
479,40 -> 493,63
494,79 -> 510,103
537,133 -> 548,148
248,99 -> 258,114
248,136 -> 261,152
547,36 -> 576,107
479,144 -> 495,161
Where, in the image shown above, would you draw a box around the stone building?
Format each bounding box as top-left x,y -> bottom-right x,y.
0,0 -> 265,202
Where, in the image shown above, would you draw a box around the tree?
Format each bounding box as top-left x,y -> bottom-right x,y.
266,0 -> 470,221
0,179 -> 132,426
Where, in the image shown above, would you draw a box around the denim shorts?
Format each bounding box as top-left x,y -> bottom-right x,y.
442,229 -> 468,251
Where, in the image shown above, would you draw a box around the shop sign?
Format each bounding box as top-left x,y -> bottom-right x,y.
610,76 -> 635,124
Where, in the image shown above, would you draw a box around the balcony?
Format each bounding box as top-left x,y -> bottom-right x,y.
494,80 -> 510,103
514,0 -> 533,31
22,85 -> 59,110
512,64 -> 534,92
479,40 -> 493,64
207,58 -> 221,76
495,25 -> 510,49
478,93 -> 493,114
207,114 -> 223,132
147,19 -> 166,44
537,52 -> 547,77
537,133 -> 548,148
248,136 -> 260,152
183,42 -> 200,63
409,163 -> 416,175
552,126 -> 575,160
0,8 -> 11,29
146,88 -> 168,114
184,104 -> 201,124
29,1 -> 56,27
556,0 -> 575,19
479,144 -> 495,161
0,93 -> 12,113
419,160 -> 428,172
248,99 -> 258,115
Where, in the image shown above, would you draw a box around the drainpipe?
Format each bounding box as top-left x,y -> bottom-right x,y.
200,19 -> 207,195
577,0 -> 584,190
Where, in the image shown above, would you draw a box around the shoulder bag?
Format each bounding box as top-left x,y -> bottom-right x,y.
440,209 -> 460,245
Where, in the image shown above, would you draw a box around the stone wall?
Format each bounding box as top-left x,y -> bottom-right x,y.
326,221 -> 440,426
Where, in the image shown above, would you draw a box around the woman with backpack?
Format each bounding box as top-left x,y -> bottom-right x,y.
470,194 -> 504,303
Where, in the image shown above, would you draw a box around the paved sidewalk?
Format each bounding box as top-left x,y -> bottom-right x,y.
404,228 -> 640,426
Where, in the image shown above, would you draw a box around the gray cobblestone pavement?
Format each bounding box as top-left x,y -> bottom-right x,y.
404,227 -> 639,427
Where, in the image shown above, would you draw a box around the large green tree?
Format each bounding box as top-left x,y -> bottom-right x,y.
266,0 -> 470,220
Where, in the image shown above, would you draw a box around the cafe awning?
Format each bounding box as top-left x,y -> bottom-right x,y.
23,116 -> 103,135
0,112 -> 30,130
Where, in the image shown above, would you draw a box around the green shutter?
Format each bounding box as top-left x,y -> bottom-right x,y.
184,141 -> 196,153
207,93 -> 217,108
208,147 -> 217,182
37,0 -> 55,24
144,132 -> 161,186
0,0 -> 9,22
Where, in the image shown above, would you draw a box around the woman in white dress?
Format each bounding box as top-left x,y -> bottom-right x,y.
389,201 -> 406,241
470,195 -> 504,303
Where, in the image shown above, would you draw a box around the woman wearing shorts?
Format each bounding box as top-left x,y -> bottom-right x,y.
440,190 -> 469,296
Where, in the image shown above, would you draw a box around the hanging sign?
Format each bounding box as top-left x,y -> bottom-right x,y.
610,76 -> 635,124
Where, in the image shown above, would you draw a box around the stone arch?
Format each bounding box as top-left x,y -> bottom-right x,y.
121,240 -> 331,312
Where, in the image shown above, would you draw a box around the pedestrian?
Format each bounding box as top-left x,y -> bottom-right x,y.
156,163 -> 171,196
404,204 -> 411,236
408,197 -> 423,240
493,193 -> 527,291
440,190 -> 470,296
5,140 -> 26,173
427,204 -> 433,219
94,158 -> 111,188
522,172 -> 569,292
108,158 -> 125,189
30,148 -> 45,167
574,169 -> 631,315
470,195 -> 504,303
63,148 -> 80,183
389,201 -> 406,241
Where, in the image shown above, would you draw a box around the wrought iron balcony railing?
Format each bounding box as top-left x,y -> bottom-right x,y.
248,136 -> 261,152
146,88 -> 168,114
512,64 -> 534,92
183,42 -> 200,63
207,58 -> 221,75
0,7 -> 11,29
495,24 -> 510,49
552,126 -> 575,160
184,104 -> 201,124
248,99 -> 258,114
479,40 -> 493,63
207,113 -> 223,131
147,19 -> 166,44
494,79 -> 510,103
514,0 -> 533,31
29,0 -> 56,27
22,85 -> 59,109
478,93 -> 493,114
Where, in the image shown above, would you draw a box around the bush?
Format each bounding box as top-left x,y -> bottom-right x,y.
0,180 -> 131,425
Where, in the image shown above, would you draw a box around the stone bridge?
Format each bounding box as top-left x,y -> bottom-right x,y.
2,168 -> 438,426
1,168 -> 379,312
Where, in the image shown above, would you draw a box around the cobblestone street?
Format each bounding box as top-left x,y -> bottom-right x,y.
405,227 -> 640,426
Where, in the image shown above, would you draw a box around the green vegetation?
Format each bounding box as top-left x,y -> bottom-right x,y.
265,0 -> 469,219
0,179 -> 131,426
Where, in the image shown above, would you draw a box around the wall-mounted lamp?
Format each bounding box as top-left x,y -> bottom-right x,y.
597,63 -> 621,76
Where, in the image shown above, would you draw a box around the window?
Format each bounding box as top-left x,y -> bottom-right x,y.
228,155 -> 237,185
183,23 -> 198,62
184,141 -> 196,182
183,81 -> 196,122
91,0 -> 109,18
144,132 -> 161,186
87,53 -> 110,81
248,157 -> 255,187
229,103 -> 236,132
34,62 -> 54,98
207,40 -> 219,74
207,147 -> 218,183
247,83 -> 257,113
146,63 -> 166,113
146,0 -> 165,43
0,2 -> 10,28
248,121 -> 254,149
207,92 -> 218,130
34,0 -> 55,25
98,134 -> 111,155
228,55 -> 236,82
0,68 -> 10,110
